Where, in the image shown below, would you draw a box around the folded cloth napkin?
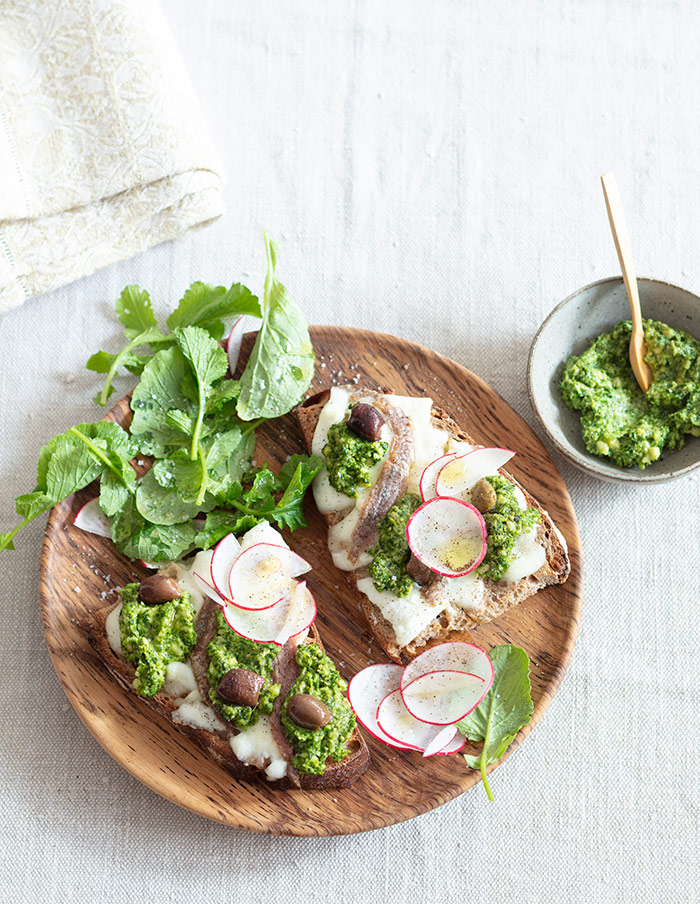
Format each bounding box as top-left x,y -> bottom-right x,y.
0,0 -> 225,313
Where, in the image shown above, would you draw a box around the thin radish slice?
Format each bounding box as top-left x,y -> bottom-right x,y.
422,724 -> 458,757
347,664 -> 416,750
419,452 -> 457,502
226,316 -> 245,375
376,688 -> 461,752
435,447 -> 515,499
209,533 -> 242,603
139,560 -> 158,570
192,570 -> 229,607
73,498 -> 111,538
222,579 -> 316,644
401,669 -> 487,725
400,641 -> 494,692
228,543 -> 311,611
274,581 -> 317,645
435,732 -> 468,755
406,497 -> 487,577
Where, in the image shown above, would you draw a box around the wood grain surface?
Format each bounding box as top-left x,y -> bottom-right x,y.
39,326 -> 583,836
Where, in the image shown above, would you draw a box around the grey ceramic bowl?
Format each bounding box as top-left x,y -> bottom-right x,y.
528,276 -> 700,483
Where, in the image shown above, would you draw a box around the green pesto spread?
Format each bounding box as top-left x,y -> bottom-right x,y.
280,643 -> 356,774
206,610 -> 280,729
119,583 -> 197,697
560,319 -> 700,469
476,476 -> 541,582
369,493 -> 422,596
323,420 -> 388,497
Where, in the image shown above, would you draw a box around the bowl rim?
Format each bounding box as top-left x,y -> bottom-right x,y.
527,275 -> 700,484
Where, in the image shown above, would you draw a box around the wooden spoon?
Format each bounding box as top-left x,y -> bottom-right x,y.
600,172 -> 652,393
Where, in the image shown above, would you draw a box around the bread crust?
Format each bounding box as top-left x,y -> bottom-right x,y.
89,599 -> 370,790
297,387 -> 571,663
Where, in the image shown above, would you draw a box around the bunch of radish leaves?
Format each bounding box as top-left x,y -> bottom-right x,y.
0,234 -> 322,562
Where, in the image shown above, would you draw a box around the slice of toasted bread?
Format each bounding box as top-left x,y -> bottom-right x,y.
89,597 -> 370,790
297,387 -> 570,663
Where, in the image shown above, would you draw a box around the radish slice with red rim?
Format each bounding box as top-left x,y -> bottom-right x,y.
222,579 -> 316,644
421,724 -> 459,757
226,316 -> 245,375
406,497 -> 487,577
274,581 -> 317,645
419,452 -> 457,502
435,447 -> 515,499
435,732 -> 468,756
400,641 -> 494,692
346,664 -> 416,750
73,498 -> 111,538
192,570 -> 228,607
376,688 -> 461,752
400,669 -> 487,725
228,543 -> 311,611
209,532 -> 242,603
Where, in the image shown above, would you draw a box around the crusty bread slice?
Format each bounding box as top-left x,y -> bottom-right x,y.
89,598 -> 370,790
297,388 -> 570,663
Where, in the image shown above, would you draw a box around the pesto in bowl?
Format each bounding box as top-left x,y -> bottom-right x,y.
560,319 -> 700,469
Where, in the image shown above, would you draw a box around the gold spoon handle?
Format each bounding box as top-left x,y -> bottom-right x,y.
600,172 -> 652,392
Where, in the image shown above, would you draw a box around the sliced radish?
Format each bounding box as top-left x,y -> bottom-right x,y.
400,641 -> 494,692
376,688 -> 463,752
406,497 -> 487,577
274,581 -> 317,645
347,664 -> 416,750
222,579 -> 316,644
401,670 -> 487,725
209,533 -> 242,603
226,316 -> 245,375
228,543 -> 311,611
435,447 -> 515,499
192,570 -> 229,607
422,724 -> 459,757
419,452 -> 457,502
139,560 -> 158,570
73,498 -> 111,538
435,732 -> 469,755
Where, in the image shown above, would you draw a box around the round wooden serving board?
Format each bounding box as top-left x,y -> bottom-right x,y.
40,326 -> 583,836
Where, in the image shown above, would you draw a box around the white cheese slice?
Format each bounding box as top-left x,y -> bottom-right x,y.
388,394 -> 451,493
356,577 -> 447,648
106,602 -> 122,654
229,714 -> 288,781
441,571 -> 486,611
163,660 -> 198,700
500,528 -> 547,583
172,687 -> 223,733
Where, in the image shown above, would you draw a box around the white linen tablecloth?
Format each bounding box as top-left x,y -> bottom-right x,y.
0,1 -> 698,902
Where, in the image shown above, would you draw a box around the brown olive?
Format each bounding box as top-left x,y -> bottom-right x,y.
138,574 -> 181,605
216,668 -> 265,707
471,478 -> 497,514
406,553 -> 435,585
286,693 -> 332,729
347,403 -> 386,442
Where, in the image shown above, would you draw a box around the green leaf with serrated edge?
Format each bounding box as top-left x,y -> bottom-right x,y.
174,327 -> 228,462
130,347 -> 194,457
164,409 -> 194,435
194,511 -> 259,550
86,349 -> 150,375
206,379 -> 241,412
15,492 -> 54,520
100,471 -> 133,517
458,644 -> 534,801
166,282 -> 261,335
110,495 -> 196,562
272,455 -> 324,530
116,286 -> 159,339
135,469 -> 203,525
237,235 -> 314,420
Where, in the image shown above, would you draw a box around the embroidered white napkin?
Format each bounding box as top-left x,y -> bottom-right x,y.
0,0 -> 224,313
